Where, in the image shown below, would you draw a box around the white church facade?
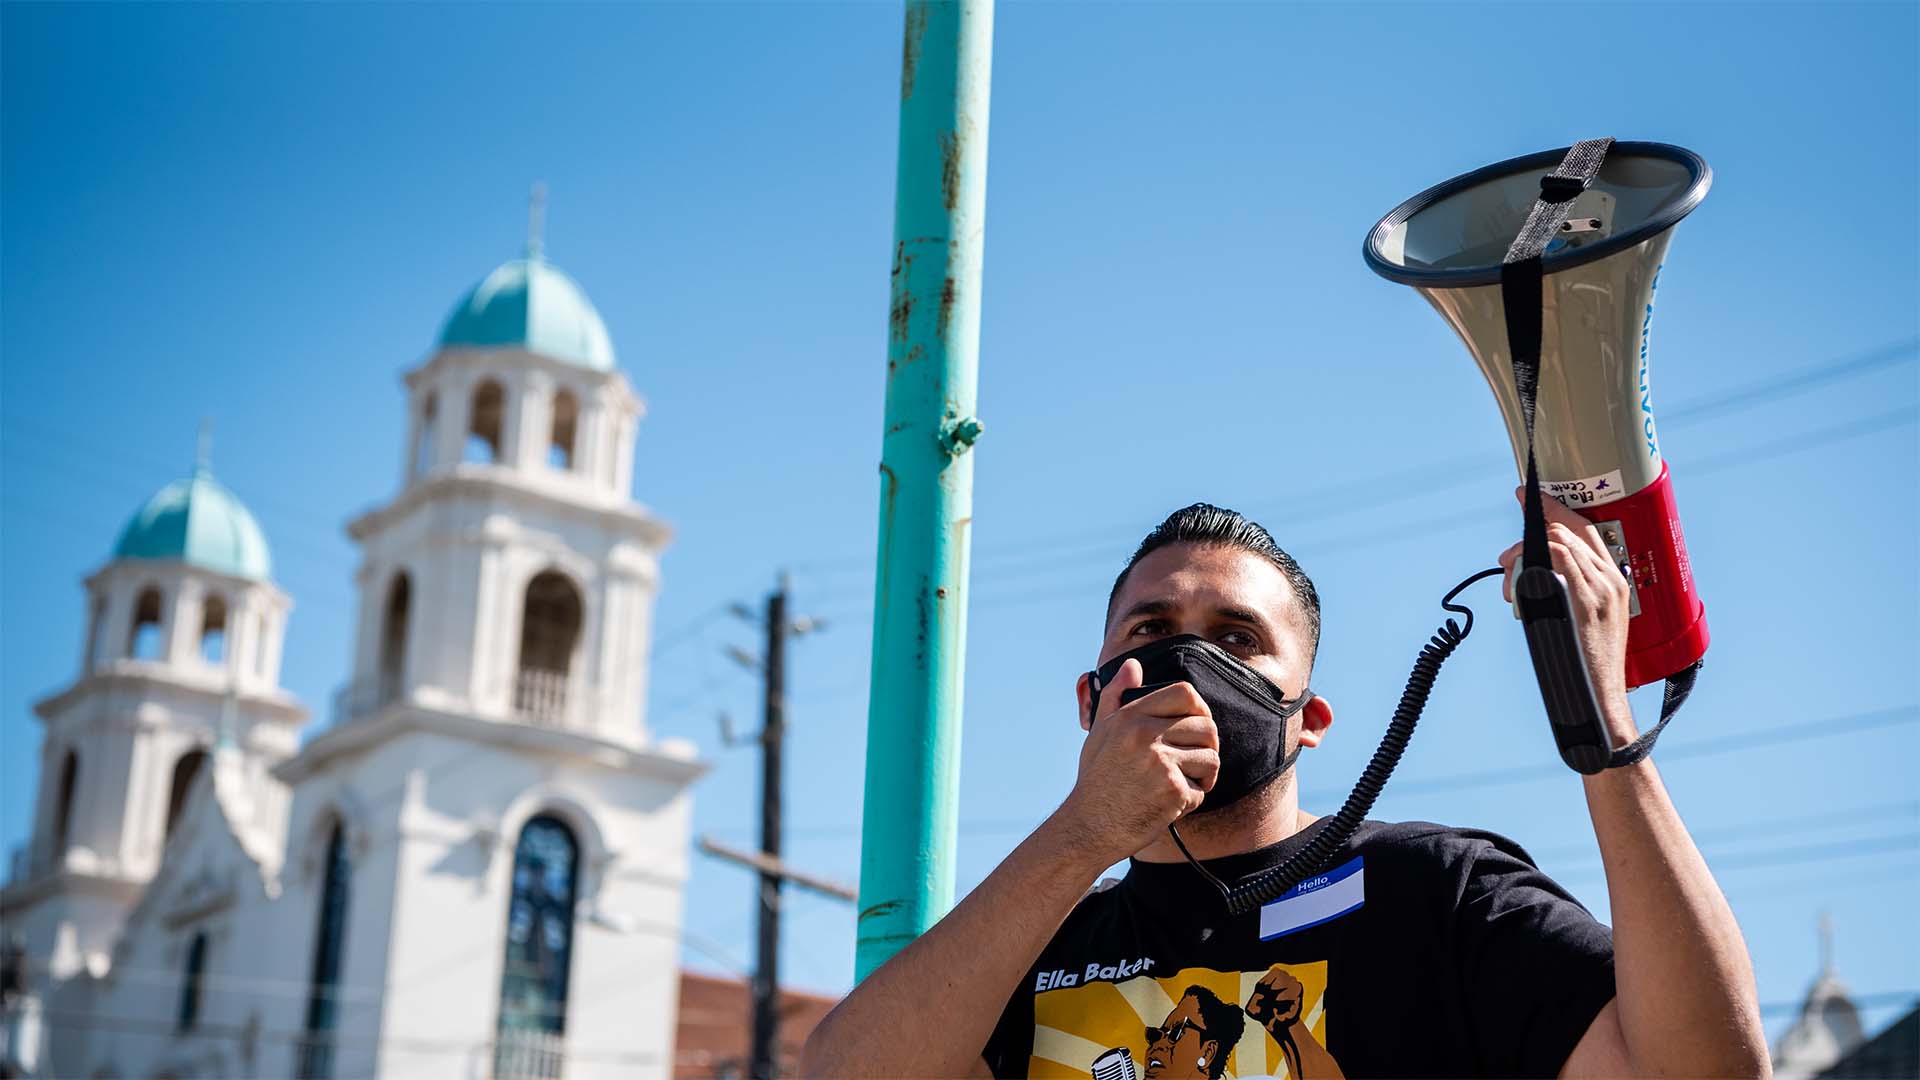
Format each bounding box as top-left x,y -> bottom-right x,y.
0,235 -> 706,1079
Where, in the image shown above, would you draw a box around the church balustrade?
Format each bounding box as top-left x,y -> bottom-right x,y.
511,668 -> 583,728
494,1028 -> 565,1080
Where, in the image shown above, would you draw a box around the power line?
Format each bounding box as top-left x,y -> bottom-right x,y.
698,706 -> 1919,841
785,337 -> 1918,580
1338,704 -> 1917,801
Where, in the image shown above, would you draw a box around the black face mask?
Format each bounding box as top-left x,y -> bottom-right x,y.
1086,634 -> 1312,813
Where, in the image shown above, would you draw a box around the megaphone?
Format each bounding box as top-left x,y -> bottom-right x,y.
1365,139 -> 1711,770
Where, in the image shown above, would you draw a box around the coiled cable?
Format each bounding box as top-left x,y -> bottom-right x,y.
1173,567 -> 1505,915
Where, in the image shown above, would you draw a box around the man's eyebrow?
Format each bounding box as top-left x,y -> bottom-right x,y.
1113,597 -> 1176,626
1111,599 -> 1284,639
1215,604 -> 1281,638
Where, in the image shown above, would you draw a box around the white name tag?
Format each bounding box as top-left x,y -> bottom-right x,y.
1258,856 -> 1364,940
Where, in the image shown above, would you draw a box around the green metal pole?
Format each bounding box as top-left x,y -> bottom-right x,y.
854,0 -> 993,981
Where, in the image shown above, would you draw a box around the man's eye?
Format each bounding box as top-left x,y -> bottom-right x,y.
1218,630 -> 1256,649
1130,619 -> 1168,636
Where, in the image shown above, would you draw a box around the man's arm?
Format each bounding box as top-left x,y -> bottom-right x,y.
1502,492 -> 1768,1078
800,660 -> 1221,1078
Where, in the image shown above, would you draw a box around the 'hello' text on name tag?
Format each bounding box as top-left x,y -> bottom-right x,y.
1258,856 -> 1364,940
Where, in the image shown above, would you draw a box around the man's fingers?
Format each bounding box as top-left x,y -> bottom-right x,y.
1498,541 -> 1523,602
1157,713 -> 1219,751
1517,484 -> 1607,559
1172,746 -> 1219,794
1123,681 -> 1211,723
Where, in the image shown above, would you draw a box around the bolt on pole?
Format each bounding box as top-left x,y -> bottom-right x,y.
854,0 -> 994,982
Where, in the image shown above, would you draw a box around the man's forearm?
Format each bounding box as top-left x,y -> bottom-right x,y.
802,812 -> 1113,1078
1583,745 -> 1768,1076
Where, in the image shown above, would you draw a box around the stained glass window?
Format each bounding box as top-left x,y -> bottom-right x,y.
299,822 -> 351,1079
495,815 -> 579,1078
177,932 -> 207,1032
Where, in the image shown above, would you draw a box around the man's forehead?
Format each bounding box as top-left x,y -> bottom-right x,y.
1111,543 -> 1302,625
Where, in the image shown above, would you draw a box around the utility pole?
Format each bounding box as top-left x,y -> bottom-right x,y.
751,574 -> 788,1080
856,0 -> 994,981
712,574 -> 831,1080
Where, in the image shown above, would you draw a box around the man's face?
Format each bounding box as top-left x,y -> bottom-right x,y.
1144,994 -> 1220,1079
1101,543 -> 1313,701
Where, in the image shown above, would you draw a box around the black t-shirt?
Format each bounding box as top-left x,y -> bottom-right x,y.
982,819 -> 1615,1079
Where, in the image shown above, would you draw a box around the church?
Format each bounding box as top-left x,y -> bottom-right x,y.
0,230 -> 708,1079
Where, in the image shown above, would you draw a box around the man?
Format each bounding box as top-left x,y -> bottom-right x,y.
803,500 -> 1767,1078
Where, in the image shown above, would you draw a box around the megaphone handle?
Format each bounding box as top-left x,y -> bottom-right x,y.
1515,567 -> 1614,774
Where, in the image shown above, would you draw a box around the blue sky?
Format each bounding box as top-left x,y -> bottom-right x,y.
4,0 -> 1915,1044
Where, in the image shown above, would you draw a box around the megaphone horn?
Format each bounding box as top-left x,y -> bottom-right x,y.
1366,139 -> 1711,772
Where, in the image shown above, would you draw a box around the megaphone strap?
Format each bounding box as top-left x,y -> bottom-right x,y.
1497,137 -> 1697,774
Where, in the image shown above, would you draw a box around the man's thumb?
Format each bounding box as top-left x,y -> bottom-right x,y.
1096,657 -> 1145,722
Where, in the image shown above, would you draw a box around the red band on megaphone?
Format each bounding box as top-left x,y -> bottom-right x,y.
1571,462 -> 1710,688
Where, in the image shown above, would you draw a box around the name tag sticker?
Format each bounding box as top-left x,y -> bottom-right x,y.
1258,856 -> 1364,941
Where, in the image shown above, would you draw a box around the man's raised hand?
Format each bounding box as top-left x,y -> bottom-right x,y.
1055,658 -> 1220,866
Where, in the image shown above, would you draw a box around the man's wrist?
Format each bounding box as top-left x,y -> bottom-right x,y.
1034,804 -> 1127,883
1600,688 -> 1639,749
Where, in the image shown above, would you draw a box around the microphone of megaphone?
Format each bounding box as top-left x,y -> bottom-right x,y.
1364,141 -> 1712,693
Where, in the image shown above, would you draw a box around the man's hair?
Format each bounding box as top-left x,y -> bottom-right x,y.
1179,984 -> 1243,1079
1106,502 -> 1322,660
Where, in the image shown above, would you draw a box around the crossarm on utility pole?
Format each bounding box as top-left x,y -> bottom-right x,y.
698,836 -> 858,903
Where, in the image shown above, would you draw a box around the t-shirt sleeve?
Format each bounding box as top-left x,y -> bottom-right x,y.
1449,834 -> 1617,1077
980,970 -> 1036,1079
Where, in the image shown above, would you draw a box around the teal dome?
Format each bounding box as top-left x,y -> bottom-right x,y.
437,257 -> 616,371
114,467 -> 272,581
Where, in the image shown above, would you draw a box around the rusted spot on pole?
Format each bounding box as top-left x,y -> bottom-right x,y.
940,130 -> 962,211
937,276 -> 956,340
890,290 -> 915,344
900,5 -> 929,103
859,899 -> 904,922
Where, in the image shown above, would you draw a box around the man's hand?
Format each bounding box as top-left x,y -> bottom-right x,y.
1244,965 -> 1306,1036
1053,658 -> 1220,867
1498,486 -> 1637,741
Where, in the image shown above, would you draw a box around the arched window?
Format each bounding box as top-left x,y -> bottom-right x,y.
378,573 -> 410,706
547,390 -> 578,471
165,749 -> 209,844
299,823 -> 351,1080
130,587 -> 165,661
413,393 -> 438,477
51,749 -> 79,860
177,932 -> 208,1032
512,572 -> 582,725
83,596 -> 106,672
494,815 -> 579,1076
200,594 -> 228,665
466,380 -> 505,464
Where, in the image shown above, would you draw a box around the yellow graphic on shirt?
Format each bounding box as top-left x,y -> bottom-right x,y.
1028,963 -> 1344,1080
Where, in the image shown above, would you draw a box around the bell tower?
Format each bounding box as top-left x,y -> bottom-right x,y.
273,204 -> 701,1080
0,438 -> 304,982
335,202 -> 662,744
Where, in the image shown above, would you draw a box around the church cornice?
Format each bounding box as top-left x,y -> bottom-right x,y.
345,467 -> 671,549
272,704 -> 707,788
33,666 -> 308,726
0,864 -> 147,917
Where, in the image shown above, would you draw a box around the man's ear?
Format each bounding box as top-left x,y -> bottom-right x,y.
1074,671 -> 1094,732
1296,695 -> 1335,749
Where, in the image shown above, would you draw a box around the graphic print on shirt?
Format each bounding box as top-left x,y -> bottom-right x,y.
1028,962 -> 1345,1079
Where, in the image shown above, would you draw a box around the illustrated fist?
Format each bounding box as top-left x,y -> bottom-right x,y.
1244,966 -> 1305,1035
